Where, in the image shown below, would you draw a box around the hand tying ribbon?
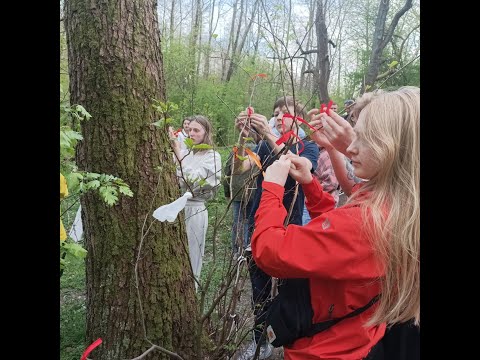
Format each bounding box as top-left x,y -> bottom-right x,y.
275,113 -> 316,154
319,100 -> 334,116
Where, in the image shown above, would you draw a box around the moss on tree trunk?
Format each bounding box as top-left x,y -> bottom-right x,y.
64,0 -> 197,358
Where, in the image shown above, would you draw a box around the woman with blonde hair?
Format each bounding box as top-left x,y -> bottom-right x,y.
169,115 -> 221,289
251,87 -> 420,359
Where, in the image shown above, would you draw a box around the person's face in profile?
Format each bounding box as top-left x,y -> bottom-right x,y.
347,114 -> 379,180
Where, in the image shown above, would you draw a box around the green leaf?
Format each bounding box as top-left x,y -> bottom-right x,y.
66,172 -> 83,190
100,186 -> 119,206
60,131 -> 72,148
65,130 -> 83,141
184,138 -> 194,148
86,180 -> 101,189
237,155 -> 248,161
192,144 -> 213,150
242,137 -> 254,142
118,185 -> 134,197
75,104 -> 92,119
152,120 -> 163,127
388,60 -> 399,68
63,242 -> 88,258
198,178 -> 207,187
86,172 -> 101,179
212,33 -> 218,39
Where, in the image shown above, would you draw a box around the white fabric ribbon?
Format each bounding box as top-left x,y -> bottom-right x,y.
152,192 -> 193,222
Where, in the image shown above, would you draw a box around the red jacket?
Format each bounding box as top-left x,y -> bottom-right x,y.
252,179 -> 386,360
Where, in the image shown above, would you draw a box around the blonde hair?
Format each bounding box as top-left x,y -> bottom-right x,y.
349,87 -> 420,327
189,115 -> 214,149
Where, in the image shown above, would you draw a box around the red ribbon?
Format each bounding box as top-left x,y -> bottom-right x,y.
172,127 -> 182,137
81,338 -> 103,360
319,100 -> 333,116
233,146 -> 238,159
252,73 -> 268,80
275,130 -> 305,154
247,106 -> 254,117
281,113 -> 316,132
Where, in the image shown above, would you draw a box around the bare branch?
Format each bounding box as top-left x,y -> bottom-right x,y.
381,0 -> 414,49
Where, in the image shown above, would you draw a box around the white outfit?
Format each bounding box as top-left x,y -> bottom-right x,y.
177,149 -> 222,287
177,130 -> 189,150
68,205 -> 83,242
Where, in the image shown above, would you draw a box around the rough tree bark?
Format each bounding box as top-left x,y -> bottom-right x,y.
64,0 -> 197,358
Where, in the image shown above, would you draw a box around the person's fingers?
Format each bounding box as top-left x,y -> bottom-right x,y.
251,114 -> 268,123
283,153 -> 300,162
328,110 -> 351,127
325,116 -> 343,133
321,120 -> 335,140
250,118 -> 262,125
284,154 -> 306,168
307,108 -> 320,120
309,119 -> 323,131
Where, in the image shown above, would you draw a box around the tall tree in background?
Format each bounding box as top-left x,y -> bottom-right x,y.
300,0 -> 332,103
315,0 -> 331,103
362,0 -> 413,92
64,0 -> 197,358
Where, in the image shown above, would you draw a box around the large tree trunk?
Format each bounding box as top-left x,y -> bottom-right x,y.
363,0 -> 413,92
64,0 -> 197,359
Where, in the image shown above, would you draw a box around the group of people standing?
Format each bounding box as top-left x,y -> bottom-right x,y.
169,86 -> 420,360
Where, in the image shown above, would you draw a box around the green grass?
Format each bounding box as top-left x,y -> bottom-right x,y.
60,252 -> 86,360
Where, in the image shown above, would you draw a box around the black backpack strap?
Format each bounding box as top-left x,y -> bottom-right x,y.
304,294 -> 381,337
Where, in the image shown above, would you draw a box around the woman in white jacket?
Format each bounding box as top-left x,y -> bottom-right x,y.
169,116 -> 222,288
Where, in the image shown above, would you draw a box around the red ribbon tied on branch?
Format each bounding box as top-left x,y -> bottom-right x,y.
81,338 -> 103,360
274,113 -> 319,154
275,130 -> 305,154
172,127 -> 182,137
251,73 -> 268,80
319,100 -> 334,116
